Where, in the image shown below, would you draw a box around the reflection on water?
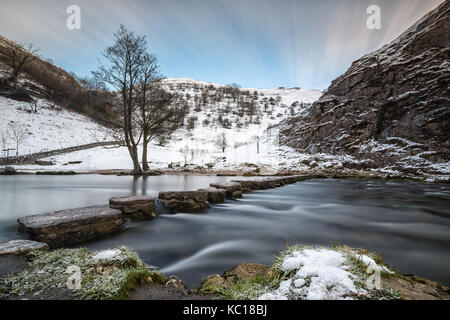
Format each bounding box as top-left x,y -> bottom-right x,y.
1,176 -> 449,287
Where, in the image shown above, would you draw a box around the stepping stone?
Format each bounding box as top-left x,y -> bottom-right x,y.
0,239 -> 49,255
109,196 -> 157,221
158,191 -> 210,213
281,176 -> 298,184
17,206 -> 124,248
209,182 -> 243,198
197,187 -> 227,204
231,180 -> 265,192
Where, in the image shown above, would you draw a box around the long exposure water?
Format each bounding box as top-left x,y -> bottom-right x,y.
1,175 -> 449,287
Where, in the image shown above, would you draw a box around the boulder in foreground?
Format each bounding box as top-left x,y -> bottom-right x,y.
109,196 -> 157,221
17,206 -> 124,248
158,191 -> 210,213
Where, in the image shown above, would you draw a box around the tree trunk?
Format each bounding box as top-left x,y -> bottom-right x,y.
124,125 -> 142,175
142,134 -> 149,171
129,145 -> 142,175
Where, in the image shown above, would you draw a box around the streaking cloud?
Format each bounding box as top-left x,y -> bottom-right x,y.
0,0 -> 443,89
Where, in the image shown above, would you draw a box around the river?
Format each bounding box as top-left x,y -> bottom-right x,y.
1,174 -> 449,287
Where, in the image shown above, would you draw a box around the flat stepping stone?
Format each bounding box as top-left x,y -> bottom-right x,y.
109,196 -> 157,221
280,176 -> 299,184
17,206 -> 124,248
209,182 -> 243,198
197,187 -> 227,204
0,239 -> 49,255
261,178 -> 284,188
159,191 -> 210,213
231,180 -> 265,191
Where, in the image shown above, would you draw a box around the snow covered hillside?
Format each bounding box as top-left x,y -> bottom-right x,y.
0,95 -> 109,155
5,78 -> 322,172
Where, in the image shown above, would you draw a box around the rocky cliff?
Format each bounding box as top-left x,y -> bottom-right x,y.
280,1 -> 450,175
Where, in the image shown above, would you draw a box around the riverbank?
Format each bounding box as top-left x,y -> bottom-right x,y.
1,174 -> 450,287
2,166 -> 449,183
1,242 -> 448,300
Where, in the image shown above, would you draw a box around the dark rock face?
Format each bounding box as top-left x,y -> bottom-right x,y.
109,196 -> 157,221
197,187 -> 227,204
158,191 -> 210,213
209,182 -> 243,198
279,2 -> 450,174
17,207 -> 125,248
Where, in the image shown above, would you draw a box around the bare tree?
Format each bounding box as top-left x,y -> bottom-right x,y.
1,132 -> 8,151
94,25 -> 147,175
137,79 -> 184,171
94,25 -> 184,174
216,132 -> 227,153
8,123 -> 28,156
5,40 -> 39,88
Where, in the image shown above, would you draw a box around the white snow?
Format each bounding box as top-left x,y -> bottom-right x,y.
259,248 -> 366,300
0,96 -> 109,155
5,78 -> 321,173
92,249 -> 122,261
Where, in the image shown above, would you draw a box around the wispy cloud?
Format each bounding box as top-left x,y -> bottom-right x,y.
0,0 -> 443,89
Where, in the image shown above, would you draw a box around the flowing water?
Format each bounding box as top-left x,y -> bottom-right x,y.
1,175 -> 449,287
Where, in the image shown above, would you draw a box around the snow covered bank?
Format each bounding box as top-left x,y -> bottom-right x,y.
259,246 -> 395,300
219,245 -> 400,300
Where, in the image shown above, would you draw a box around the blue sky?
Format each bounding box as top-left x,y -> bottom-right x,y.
0,0 -> 443,90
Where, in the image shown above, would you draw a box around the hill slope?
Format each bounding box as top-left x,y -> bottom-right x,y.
279,1 -> 450,175
4,76 -> 322,172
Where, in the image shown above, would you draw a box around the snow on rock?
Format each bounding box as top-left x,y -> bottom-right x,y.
259,248 -> 370,300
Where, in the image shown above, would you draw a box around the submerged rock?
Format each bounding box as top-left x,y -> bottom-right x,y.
17,206 -> 125,247
158,191 -> 210,213
109,196 -> 157,221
